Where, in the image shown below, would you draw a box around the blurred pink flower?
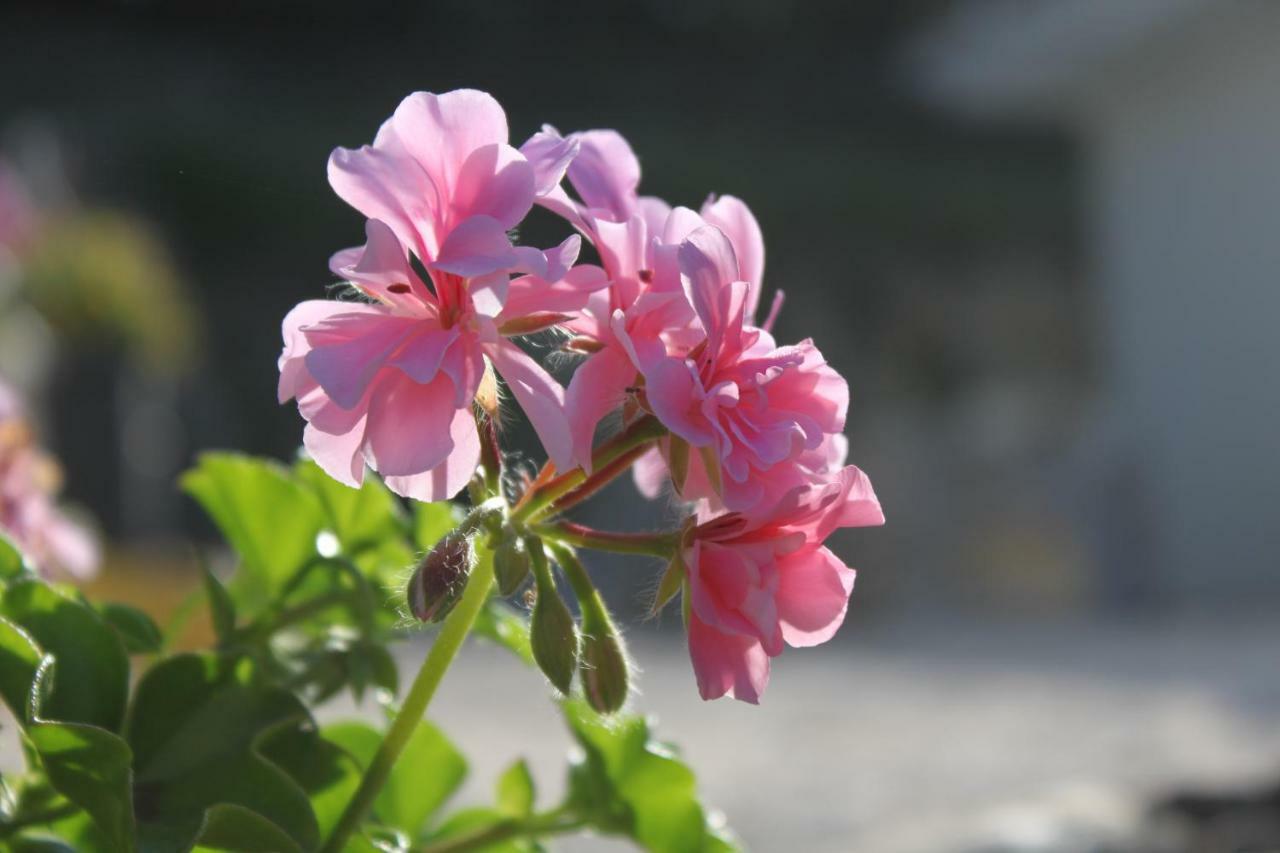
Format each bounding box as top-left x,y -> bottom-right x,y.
0,380 -> 99,581
0,160 -> 39,254
279,91 -> 606,500
684,465 -> 883,703
631,225 -> 848,511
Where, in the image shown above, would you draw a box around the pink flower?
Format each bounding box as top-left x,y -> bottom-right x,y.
683,465 -> 883,703
279,91 -> 607,501
531,128 -> 775,472
0,381 -> 99,581
631,225 -> 848,511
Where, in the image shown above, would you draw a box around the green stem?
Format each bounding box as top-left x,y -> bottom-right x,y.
535,522 -> 679,558
417,814 -> 585,853
0,802 -> 80,838
511,416 -> 665,523
319,551 -> 497,853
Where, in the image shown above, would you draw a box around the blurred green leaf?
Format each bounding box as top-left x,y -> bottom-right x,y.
25,723 -> 134,852
189,803 -> 302,853
0,615 -> 46,723
562,699 -> 728,853
495,759 -> 534,818
97,604 -> 162,654
0,580 -> 129,732
294,459 -> 407,553
0,531 -> 30,580
200,564 -> 237,644
323,718 -> 466,837
259,726 -> 361,842
181,453 -> 325,613
413,502 -> 463,552
126,654 -> 319,853
424,807 -> 532,853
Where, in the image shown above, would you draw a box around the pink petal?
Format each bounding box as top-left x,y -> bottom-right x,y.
487,339 -> 573,472
701,194 -> 765,319
643,357 -> 716,447
304,419 -> 367,489
429,214 -> 518,278
687,612 -> 770,704
382,406 -> 481,502
332,219 -> 433,311
566,130 -> 641,221
498,264 -> 609,323
450,143 -> 535,229
564,346 -> 636,472
776,546 -> 855,648
363,372 -> 463,477
303,310 -> 421,410
328,144 -> 439,263
519,126 -> 580,197
386,325 -> 459,384
375,90 -> 510,201
632,445 -> 668,499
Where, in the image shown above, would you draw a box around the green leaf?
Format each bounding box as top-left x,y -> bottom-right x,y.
0,615 -> 47,722
181,453 -> 326,614
562,699 -> 723,853
425,807 -> 531,853
200,564 -> 236,644
323,718 -> 466,837
126,654 -> 320,853
97,604 -> 163,654
495,759 -> 534,818
26,723 -> 135,852
0,530 -> 31,580
190,802 -> 303,853
294,459 -> 407,554
412,501 -> 463,552
0,580 -> 129,732
258,726 -> 361,842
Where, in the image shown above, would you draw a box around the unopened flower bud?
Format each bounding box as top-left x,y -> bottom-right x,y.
494,532 -> 531,597
580,612 -> 629,714
528,537 -> 578,694
407,531 -> 472,623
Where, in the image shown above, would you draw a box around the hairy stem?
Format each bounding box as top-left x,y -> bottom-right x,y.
535,521 -> 679,558
319,550 -> 496,853
511,416 -> 665,523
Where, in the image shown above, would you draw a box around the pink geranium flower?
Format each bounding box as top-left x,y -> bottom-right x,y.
279,91 -> 606,501
684,465 -> 883,703
631,225 -> 848,511
530,128 -> 774,472
0,380 -> 98,581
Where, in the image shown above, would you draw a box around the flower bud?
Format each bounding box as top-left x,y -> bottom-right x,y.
494,532 -> 531,597
580,612 -> 629,714
407,531 -> 472,623
528,538 -> 578,694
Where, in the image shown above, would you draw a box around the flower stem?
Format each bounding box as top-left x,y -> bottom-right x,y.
511,416 -> 665,523
319,549 -> 497,853
535,521 -> 679,558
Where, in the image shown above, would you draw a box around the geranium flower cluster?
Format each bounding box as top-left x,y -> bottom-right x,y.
0,379 -> 98,580
280,90 -> 883,703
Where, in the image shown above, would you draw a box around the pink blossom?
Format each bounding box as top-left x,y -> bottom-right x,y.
684,465 -> 883,703
531,128 -> 774,472
279,91 -> 606,501
0,380 -> 99,581
631,225 -> 848,511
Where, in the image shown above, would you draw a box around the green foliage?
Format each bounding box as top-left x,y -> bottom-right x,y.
0,452 -> 737,852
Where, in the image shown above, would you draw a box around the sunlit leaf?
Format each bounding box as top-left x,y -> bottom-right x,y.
181,453 -> 325,613
0,580 -> 129,732
294,459 -> 408,554
495,759 -> 535,818
26,723 -> 135,852
412,502 -> 463,552
189,803 -> 302,853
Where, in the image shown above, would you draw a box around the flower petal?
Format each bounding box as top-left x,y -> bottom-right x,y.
687,611 -> 770,704
487,339 -> 574,472
776,546 -> 855,648
564,346 -> 636,472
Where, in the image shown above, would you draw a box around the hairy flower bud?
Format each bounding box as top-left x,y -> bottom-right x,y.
494,532 -> 531,597
580,611 -> 629,714
528,537 -> 578,694
407,531 -> 472,623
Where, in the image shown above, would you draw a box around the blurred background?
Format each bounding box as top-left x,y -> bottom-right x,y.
2,1 -> 1278,850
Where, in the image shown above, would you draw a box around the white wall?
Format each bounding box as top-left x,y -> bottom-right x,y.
1080,5 -> 1280,599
